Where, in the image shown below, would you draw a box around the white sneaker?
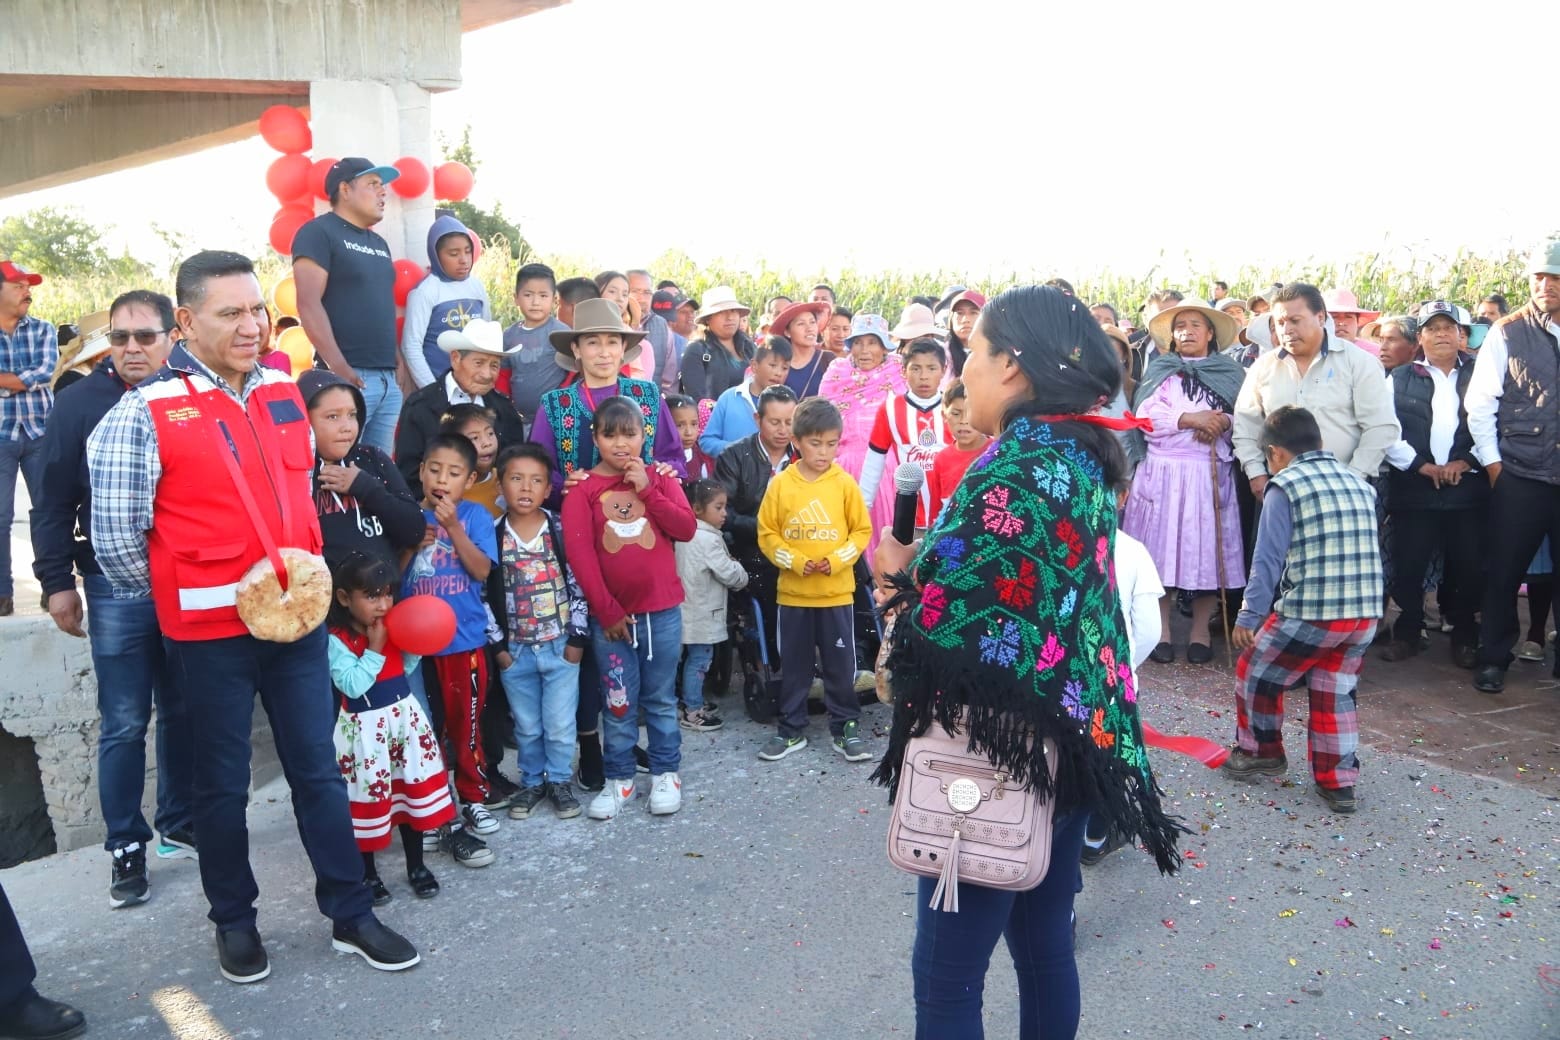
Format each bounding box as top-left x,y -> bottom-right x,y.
1518,640 -> 1545,663
649,772 -> 682,815
422,826 -> 443,854
462,802 -> 500,835
588,778 -> 636,820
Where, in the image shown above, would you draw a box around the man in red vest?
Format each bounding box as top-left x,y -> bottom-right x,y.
85,251 -> 418,985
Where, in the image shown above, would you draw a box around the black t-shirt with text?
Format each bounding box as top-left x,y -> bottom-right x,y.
291,212 -> 397,369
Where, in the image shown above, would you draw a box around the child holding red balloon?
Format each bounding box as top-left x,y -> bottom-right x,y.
327,553 -> 459,902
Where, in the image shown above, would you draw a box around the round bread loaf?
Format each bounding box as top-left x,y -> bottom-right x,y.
235,548 -> 332,643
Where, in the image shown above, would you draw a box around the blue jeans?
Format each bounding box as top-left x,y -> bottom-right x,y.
680,643 -> 715,712
912,811 -> 1088,1040
166,627 -> 371,931
0,432 -> 44,597
83,574 -> 194,850
590,608 -> 682,780
500,637 -> 580,788
355,368 -> 402,458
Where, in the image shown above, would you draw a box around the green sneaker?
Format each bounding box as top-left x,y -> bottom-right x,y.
757,734 -> 807,761
833,721 -> 872,762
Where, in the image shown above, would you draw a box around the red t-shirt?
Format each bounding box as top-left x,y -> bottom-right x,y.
926,441 -> 989,527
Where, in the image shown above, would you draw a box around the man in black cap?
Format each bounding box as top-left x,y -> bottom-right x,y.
292,158 -> 402,455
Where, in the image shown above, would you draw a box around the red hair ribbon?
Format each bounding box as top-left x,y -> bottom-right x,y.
1033,411 -> 1155,433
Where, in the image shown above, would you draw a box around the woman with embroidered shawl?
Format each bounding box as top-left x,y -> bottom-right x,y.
817,313 -> 906,563
872,285 -> 1182,1039
1121,298 -> 1246,664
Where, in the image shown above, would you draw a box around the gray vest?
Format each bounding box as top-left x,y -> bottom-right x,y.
1269,451 -> 1382,622
1495,304 -> 1560,485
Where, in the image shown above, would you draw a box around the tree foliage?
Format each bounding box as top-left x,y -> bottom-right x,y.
438,127 -> 533,263
0,206 -> 149,283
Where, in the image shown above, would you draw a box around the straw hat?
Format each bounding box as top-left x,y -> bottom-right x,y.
890,303 -> 940,341
769,300 -> 830,338
1147,297 -> 1239,351
548,299 -> 646,371
437,318 -> 515,356
695,286 -> 750,322
69,309 -> 114,367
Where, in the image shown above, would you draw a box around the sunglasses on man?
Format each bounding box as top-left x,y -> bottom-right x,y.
107,328 -> 169,347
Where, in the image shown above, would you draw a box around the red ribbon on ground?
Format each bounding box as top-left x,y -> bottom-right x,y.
1140,721 -> 1229,768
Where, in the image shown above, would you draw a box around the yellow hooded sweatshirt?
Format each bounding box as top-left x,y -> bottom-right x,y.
757,462 -> 872,608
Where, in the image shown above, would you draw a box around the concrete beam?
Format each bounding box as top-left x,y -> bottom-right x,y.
0,0 -> 466,92
0,89 -> 304,199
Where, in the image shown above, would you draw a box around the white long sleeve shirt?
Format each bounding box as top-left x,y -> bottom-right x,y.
1465,314 -> 1560,467
1385,360 -> 1464,470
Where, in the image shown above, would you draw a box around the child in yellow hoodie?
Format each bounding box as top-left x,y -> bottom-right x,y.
756,398 -> 873,763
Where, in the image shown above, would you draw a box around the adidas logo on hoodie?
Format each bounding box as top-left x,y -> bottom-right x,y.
783,498 -> 840,542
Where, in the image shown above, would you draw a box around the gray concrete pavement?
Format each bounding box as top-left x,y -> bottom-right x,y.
4,673 -> 1559,1039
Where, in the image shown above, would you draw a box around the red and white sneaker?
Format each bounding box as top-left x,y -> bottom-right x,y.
588,778 -> 636,820
649,772 -> 682,815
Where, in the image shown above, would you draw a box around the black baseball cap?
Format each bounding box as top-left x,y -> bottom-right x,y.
651,289 -> 690,318
324,157 -> 399,199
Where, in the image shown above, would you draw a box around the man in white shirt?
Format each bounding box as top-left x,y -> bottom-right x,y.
1464,238 -> 1560,692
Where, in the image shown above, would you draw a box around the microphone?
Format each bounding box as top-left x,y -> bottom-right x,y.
891,462 -> 926,545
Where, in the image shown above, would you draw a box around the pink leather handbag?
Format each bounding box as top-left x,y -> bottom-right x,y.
886,723 -> 1057,913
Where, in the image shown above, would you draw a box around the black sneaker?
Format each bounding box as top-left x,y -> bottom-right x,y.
447,827 -> 494,868
1474,665 -> 1505,694
1079,829 -> 1121,866
633,745 -> 651,774
0,989 -> 86,1039
547,781 -> 582,819
156,827 -> 198,861
109,843 -> 149,909
216,927 -> 270,984
1315,784 -> 1357,814
331,916 -> 420,972
366,875 -> 391,907
506,784 -> 547,820
483,774 -> 520,811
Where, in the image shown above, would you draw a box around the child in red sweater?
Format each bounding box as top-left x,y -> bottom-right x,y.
925,379 -> 992,526
562,397 -> 698,821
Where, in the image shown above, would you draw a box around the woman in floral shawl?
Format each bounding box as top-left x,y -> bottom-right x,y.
817,313 -> 906,563
873,285 -> 1182,1039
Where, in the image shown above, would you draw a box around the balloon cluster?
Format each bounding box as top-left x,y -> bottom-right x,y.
257,104 -> 480,379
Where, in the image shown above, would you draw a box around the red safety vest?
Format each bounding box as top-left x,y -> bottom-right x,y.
143,367 -> 321,640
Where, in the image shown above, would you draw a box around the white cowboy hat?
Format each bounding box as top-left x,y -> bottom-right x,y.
1148,297 -> 1239,351
695,286 -> 751,322
890,302 -> 940,341
69,309 -> 114,367
437,318 -> 514,356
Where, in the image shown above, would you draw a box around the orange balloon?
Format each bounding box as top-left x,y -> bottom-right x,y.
272,274 -> 298,319
277,326 -> 315,378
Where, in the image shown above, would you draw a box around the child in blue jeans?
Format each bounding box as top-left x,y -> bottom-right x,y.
562,397 -> 697,820
487,444 -> 587,820
675,480 -> 748,731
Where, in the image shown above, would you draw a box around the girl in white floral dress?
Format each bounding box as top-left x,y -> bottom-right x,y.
328,554 -> 456,903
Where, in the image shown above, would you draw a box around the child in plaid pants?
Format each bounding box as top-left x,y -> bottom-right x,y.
1224,407 -> 1382,815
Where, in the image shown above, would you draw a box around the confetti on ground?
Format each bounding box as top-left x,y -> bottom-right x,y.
1278,908 -> 1298,918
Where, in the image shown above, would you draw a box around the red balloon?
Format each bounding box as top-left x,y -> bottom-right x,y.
308,157 -> 337,201
385,595 -> 456,656
265,153 -> 311,202
258,105 -> 312,154
268,204 -> 313,255
391,157 -> 430,198
392,259 -> 425,307
432,161 -> 474,202
285,190 -> 315,211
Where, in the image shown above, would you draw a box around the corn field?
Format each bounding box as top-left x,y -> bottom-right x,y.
28,240 -> 1534,332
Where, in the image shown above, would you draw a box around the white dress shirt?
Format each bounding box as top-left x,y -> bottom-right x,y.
1465,313 -> 1560,467
1386,359 -> 1463,469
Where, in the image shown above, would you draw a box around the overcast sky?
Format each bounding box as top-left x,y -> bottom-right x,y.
2,0 -> 1549,282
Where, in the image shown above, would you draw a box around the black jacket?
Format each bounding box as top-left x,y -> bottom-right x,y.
714,433 -> 795,563
394,377 -> 527,500
680,333 -> 756,401
31,359 -> 132,595
1387,357 -> 1487,512
298,370 -> 428,570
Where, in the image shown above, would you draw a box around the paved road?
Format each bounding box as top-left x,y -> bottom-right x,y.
5,649 -> 1558,1040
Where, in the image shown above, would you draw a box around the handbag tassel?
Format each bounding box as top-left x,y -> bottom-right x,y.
929,827 -> 962,913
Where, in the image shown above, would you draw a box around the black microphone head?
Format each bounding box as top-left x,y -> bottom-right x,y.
893,461 -> 925,494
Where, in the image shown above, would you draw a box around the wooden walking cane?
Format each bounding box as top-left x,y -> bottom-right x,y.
1209,440 -> 1235,669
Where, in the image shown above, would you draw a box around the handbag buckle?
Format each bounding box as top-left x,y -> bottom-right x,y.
946,777 -> 984,814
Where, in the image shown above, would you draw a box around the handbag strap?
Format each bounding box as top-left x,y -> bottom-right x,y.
180,375 -> 289,592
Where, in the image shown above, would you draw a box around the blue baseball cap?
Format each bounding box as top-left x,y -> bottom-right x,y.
324,157 -> 399,199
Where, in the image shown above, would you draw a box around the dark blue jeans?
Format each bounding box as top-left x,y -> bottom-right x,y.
912,811 -> 1088,1040
0,882 -> 34,1010
167,627 -> 371,932
84,574 -> 194,850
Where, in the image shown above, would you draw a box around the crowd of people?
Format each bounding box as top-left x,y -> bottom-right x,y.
0,157 -> 1557,1040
